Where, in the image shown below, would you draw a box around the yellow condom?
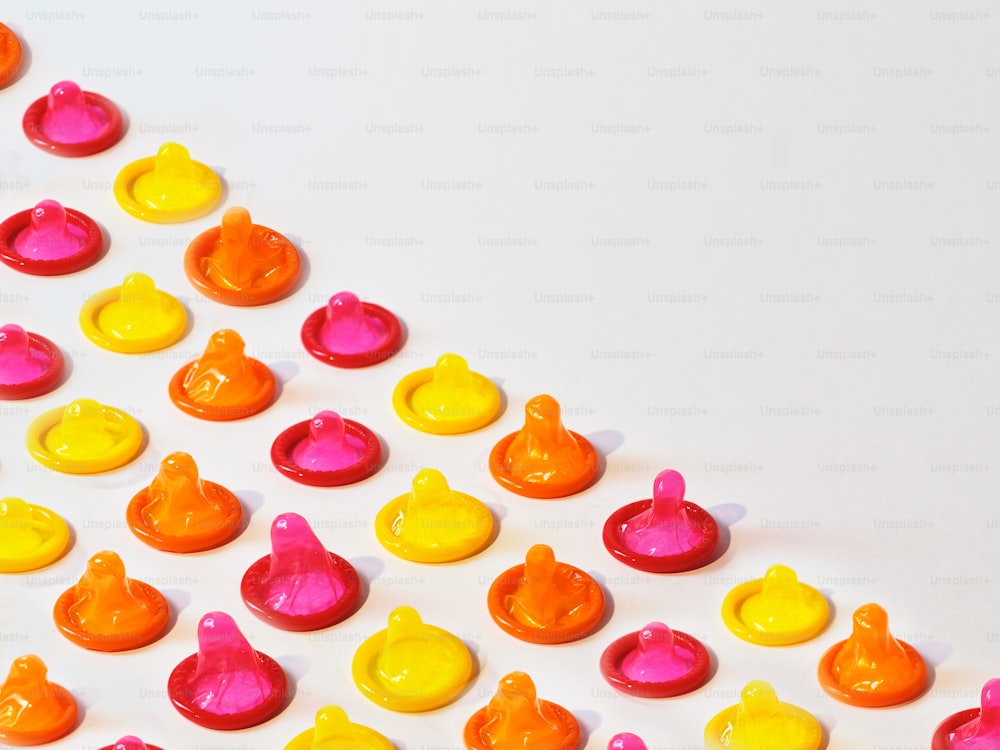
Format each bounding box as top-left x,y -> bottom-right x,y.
26,398 -> 143,474
114,142 -> 221,223
80,272 -> 187,353
375,468 -> 493,563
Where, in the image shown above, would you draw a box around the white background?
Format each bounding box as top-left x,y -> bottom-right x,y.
1,2 -> 999,749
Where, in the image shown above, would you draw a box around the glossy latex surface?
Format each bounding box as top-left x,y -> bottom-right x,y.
284,705 -> 394,750
489,394 -> 598,498
818,603 -> 927,707
603,469 -> 718,572
126,451 -> 242,552
0,655 -> 78,746
704,680 -> 822,750
0,200 -> 103,275
393,353 -> 500,434
241,512 -> 360,631
97,737 -> 165,750
26,398 -> 142,474
114,143 -> 221,223
23,81 -> 124,155
168,611 -> 287,730
600,622 -> 711,697
0,325 -> 64,399
0,23 -> 22,88
0,497 -> 70,572
169,329 -> 275,420
53,550 -> 169,651
932,679 -> 1000,750
352,606 -> 472,712
270,410 -> 381,486
301,291 -> 402,367
375,468 -> 493,563
464,671 -> 580,750
80,273 -> 186,353
487,544 -> 605,644
722,564 -> 829,646
608,734 -> 648,750
184,206 -> 300,305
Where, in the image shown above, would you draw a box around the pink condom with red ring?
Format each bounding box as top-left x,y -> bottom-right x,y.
932,679 -> 1000,750
603,470 -> 718,573
608,734 -> 649,750
600,622 -> 711,698
0,200 -> 103,275
168,611 -> 287,730
240,513 -> 360,631
0,325 -> 64,399
23,81 -> 124,156
97,737 -> 165,750
270,410 -> 381,486
301,291 -> 402,368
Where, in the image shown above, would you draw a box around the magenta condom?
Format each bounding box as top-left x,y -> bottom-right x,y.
609,733 -> 649,750
241,513 -> 360,631
0,200 -> 103,275
933,679 -> 1000,750
0,325 -> 64,400
603,469 -> 719,573
600,622 -> 711,698
271,410 -> 381,486
301,291 -> 402,368
22,81 -> 124,156
97,737 -> 164,750
168,611 -> 287,730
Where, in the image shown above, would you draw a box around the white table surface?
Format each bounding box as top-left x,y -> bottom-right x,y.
1,2 -> 998,748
